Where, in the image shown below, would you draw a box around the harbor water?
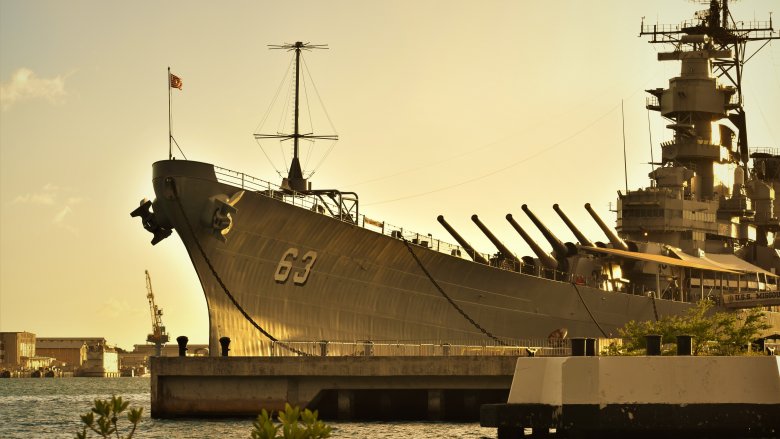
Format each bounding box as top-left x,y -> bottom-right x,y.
0,378 -> 497,438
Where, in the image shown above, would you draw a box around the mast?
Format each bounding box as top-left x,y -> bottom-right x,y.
640,0 -> 778,171
293,42 -> 301,167
618,1 -> 779,252
255,42 -> 338,193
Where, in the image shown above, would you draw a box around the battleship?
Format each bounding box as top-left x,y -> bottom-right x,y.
133,1 -> 780,356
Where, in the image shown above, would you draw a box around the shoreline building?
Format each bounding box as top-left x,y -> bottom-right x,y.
0,332 -> 36,370
36,338 -> 88,372
37,337 -> 118,377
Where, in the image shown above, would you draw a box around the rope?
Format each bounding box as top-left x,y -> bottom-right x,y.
650,291 -> 660,322
170,181 -> 309,356
571,282 -> 609,338
400,237 -> 510,346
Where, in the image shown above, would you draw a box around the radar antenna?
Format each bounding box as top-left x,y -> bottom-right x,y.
254,42 -> 338,193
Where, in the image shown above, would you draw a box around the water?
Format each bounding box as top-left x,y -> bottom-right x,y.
0,378 -> 497,438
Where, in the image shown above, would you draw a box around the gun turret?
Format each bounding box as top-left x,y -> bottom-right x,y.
521,204 -> 574,260
505,214 -> 558,270
471,215 -> 518,263
437,215 -> 489,265
584,203 -> 629,251
553,204 -> 594,247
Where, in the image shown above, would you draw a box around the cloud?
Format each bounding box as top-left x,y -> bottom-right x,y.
0,68 -> 67,111
99,298 -> 137,319
12,184 -> 85,233
13,193 -> 55,205
13,183 -> 60,205
53,199 -> 83,235
53,205 -> 73,224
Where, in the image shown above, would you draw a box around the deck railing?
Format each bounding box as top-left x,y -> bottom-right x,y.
214,165 -> 562,275
269,339 -> 593,358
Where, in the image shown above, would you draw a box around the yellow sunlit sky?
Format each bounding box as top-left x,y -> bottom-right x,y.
1,0 -> 779,350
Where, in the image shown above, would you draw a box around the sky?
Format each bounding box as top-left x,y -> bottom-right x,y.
1,0 -> 779,350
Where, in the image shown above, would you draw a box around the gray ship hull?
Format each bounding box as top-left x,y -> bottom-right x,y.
149,160 -> 709,356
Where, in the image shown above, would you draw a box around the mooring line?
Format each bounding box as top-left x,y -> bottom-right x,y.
400,237 -> 510,346
169,181 -> 309,356
650,291 -> 660,322
571,282 -> 609,338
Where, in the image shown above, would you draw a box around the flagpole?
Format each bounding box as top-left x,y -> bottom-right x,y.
168,67 -> 172,160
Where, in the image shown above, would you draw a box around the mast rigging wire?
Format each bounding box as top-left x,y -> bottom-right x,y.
300,56 -> 339,178
349,65 -> 665,190
254,57 -> 294,178
365,101 -> 623,206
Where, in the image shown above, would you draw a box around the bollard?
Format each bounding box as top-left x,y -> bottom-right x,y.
646,334 -> 662,356
677,335 -> 693,356
219,337 -> 231,357
176,336 -> 188,357
363,340 -> 374,356
442,343 -> 451,356
525,348 -> 538,357
318,340 -> 329,357
585,338 -> 597,356
571,338 -> 586,356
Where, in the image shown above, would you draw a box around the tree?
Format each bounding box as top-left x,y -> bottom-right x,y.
713,307 -> 771,355
75,395 -> 142,439
665,300 -> 718,355
618,300 -> 769,355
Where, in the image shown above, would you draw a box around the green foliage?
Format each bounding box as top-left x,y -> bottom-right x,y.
618,300 -> 770,355
75,395 -> 142,439
251,403 -> 332,439
714,307 -> 771,355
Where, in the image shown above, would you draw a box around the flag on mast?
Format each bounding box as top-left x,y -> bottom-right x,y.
169,73 -> 183,90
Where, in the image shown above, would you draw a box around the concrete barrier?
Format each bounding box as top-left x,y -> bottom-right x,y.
482,356 -> 780,437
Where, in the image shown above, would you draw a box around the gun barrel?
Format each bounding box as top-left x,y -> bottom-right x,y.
506,214 -> 558,269
521,204 -> 569,259
584,203 -> 629,251
553,204 -> 594,247
437,215 -> 489,265
470,215 -> 518,262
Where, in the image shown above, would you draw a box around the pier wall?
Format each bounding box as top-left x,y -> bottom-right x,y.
482,356 -> 780,437
151,355 -> 517,420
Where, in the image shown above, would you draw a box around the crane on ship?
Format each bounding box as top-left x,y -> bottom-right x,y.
145,270 -> 169,357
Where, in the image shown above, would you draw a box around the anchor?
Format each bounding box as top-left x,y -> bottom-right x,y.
201,190 -> 245,242
130,198 -> 172,245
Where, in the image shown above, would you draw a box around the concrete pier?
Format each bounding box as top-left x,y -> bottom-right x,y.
151,355 -> 517,420
481,356 -> 780,438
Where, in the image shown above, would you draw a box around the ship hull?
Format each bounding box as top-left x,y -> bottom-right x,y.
152,160 -> 724,356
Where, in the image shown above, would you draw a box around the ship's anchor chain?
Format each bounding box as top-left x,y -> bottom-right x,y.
168,178 -> 309,356
570,283 -> 609,338
400,238 -> 511,346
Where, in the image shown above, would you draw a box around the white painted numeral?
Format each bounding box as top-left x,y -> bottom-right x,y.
293,251 -> 318,285
274,248 -> 298,282
274,247 -> 318,285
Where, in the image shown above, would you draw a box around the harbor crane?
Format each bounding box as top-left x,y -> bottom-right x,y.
145,270 -> 169,356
